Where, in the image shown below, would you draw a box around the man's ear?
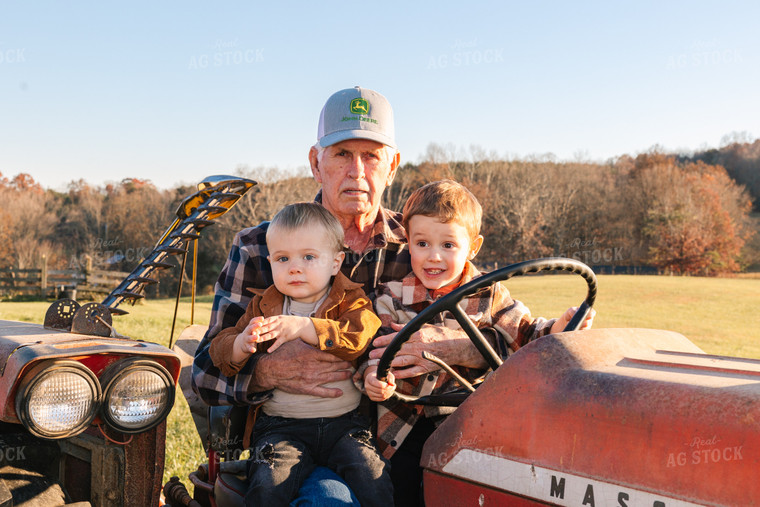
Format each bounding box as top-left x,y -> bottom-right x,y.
386,150 -> 401,186
469,235 -> 484,260
309,146 -> 322,183
332,251 -> 346,275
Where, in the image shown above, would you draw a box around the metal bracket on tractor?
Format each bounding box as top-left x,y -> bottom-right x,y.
42,175 -> 257,338
43,298 -> 81,331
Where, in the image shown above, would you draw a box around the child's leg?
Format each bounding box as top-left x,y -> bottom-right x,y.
291,466 -> 361,507
324,411 -> 393,507
245,415 -> 316,506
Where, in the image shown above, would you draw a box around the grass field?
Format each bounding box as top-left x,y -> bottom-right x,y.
1,274 -> 759,490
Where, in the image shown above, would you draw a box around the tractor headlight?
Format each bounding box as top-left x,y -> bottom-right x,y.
16,360 -> 100,439
100,359 -> 174,433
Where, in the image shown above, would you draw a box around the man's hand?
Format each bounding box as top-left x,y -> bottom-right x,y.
368,323 -> 488,380
253,339 -> 352,398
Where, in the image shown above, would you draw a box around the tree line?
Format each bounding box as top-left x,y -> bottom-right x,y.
1,141 -> 757,299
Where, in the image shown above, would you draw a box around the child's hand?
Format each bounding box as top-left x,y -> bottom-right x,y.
254,315 -> 316,353
364,364 -> 396,402
551,306 -> 597,334
234,316 -> 265,356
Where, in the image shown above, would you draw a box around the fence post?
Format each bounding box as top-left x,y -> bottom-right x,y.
84,254 -> 92,284
40,254 -> 48,298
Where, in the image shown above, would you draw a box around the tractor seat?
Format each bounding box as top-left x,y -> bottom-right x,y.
215,460 -> 247,507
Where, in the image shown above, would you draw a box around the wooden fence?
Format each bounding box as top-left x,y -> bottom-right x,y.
0,256 -> 128,299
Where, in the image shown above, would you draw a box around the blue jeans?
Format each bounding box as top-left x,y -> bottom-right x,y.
291,466 -> 359,507
245,410 -> 392,507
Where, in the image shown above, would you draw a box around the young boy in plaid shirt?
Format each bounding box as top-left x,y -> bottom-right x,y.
357,180 -> 594,503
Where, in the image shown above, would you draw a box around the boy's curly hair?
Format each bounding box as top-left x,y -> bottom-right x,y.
402,179 -> 482,240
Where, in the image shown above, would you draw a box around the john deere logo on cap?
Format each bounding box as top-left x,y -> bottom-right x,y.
350,98 -> 369,115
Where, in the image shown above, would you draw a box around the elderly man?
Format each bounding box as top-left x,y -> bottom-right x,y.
193,87 -> 488,505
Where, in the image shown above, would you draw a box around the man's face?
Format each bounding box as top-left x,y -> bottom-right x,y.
310,139 -> 399,222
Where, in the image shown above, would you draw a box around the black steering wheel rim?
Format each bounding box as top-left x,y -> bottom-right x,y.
376,257 -> 597,398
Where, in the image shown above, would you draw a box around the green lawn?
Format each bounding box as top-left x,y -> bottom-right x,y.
1,274 -> 759,489
505,274 -> 760,358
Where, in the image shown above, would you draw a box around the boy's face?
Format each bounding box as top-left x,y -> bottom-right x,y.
407,215 -> 483,291
267,225 -> 345,303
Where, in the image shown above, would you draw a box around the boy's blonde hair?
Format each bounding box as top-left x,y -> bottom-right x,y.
267,202 -> 344,253
402,179 -> 482,240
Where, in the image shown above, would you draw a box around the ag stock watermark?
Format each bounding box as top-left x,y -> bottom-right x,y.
68,236 -> 153,270
557,237 -> 625,265
188,38 -> 264,70
667,39 -> 743,69
427,38 -> 504,70
209,436 -> 292,464
425,434 -> 503,468
0,444 -> 27,463
666,434 -> 743,468
0,46 -> 26,64
210,435 -> 251,462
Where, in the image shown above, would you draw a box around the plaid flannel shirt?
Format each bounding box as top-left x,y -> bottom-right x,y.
364,261 -> 555,459
192,196 -> 411,406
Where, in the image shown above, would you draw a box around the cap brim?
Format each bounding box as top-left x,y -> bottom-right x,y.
319,129 -> 396,150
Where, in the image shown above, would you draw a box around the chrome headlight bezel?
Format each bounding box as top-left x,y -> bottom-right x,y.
99,358 -> 175,434
15,360 -> 101,440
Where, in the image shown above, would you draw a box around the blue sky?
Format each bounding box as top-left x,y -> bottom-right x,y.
2,1 -> 758,190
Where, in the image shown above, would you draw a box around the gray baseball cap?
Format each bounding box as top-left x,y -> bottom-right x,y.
317,86 -> 396,149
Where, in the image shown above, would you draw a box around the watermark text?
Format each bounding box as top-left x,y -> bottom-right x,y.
666,435 -> 744,467
427,38 -> 504,70
0,48 -> 26,64
188,38 -> 264,70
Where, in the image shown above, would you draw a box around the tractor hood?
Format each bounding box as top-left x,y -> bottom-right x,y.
422,328 -> 760,506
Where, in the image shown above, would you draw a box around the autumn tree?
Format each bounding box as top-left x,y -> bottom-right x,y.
629,154 -> 753,274
385,160 -> 454,213
54,180 -> 107,270
228,166 -> 320,231
99,178 -> 170,268
0,173 -> 58,269
0,207 -> 13,267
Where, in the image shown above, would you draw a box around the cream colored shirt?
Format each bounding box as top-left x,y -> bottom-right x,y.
262,295 -> 361,418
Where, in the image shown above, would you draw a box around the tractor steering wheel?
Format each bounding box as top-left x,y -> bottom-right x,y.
376,258 -> 597,405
